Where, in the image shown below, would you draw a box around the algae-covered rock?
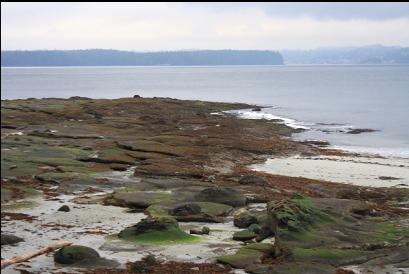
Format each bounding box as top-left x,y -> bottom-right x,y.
54,245 -> 117,267
118,218 -> 197,244
233,229 -> 257,241
202,226 -> 210,235
255,195 -> 331,243
147,202 -> 231,223
171,203 -> 201,216
234,208 -> 257,228
108,190 -> 174,209
195,202 -> 233,216
194,187 -> 246,207
267,194 -> 330,233
292,247 -> 373,266
248,223 -> 262,234
54,245 -> 99,264
217,243 -> 274,269
119,218 -> 176,235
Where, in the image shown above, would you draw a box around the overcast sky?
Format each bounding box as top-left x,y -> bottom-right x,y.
2,2 -> 409,51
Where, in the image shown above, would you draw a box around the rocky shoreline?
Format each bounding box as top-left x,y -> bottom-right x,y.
1,97 -> 408,274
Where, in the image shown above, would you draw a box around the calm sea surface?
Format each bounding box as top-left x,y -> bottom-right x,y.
2,65 -> 409,158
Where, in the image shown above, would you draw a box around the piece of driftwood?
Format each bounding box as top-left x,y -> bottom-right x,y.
1,240 -> 72,269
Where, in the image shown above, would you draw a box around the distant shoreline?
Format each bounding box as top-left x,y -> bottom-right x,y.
2,64 -> 409,68
1,49 -> 284,67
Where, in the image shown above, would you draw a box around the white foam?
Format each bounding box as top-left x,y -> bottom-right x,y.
225,109 -> 310,129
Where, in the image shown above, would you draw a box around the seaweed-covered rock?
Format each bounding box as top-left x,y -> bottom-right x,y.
118,218 -> 197,244
107,191 -> 174,208
119,218 -> 176,236
194,187 -> 246,207
1,233 -> 24,246
217,243 -> 274,269
256,195 -> 330,242
267,194 -> 330,232
54,245 -> 100,264
233,230 -> 257,241
234,208 -> 257,228
248,223 -> 262,234
171,203 -> 201,216
202,226 -> 210,235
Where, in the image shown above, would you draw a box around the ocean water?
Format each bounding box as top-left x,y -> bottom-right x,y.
2,65 -> 409,158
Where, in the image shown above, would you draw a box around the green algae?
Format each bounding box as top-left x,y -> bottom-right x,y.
279,228 -> 316,242
119,223 -> 198,245
293,247 -> 368,260
145,204 -> 176,222
233,230 -> 257,241
372,223 -> 409,243
217,243 -> 274,268
196,202 -> 233,216
1,141 -> 93,177
268,194 -> 331,234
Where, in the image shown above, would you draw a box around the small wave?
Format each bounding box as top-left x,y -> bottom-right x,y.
223,108 -> 409,159
224,109 -> 310,129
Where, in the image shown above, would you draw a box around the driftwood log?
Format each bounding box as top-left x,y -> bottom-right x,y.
1,240 -> 72,269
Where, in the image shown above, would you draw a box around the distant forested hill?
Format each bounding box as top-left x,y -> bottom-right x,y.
1,49 -> 284,66
281,45 -> 409,64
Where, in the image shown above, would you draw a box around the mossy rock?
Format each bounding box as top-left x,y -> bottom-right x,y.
371,223 -> 409,243
147,202 -> 229,223
293,247 -> 372,265
171,203 -> 201,216
109,191 -> 175,209
118,218 -> 198,245
268,195 -> 331,233
194,187 -> 247,207
1,141 -> 93,177
234,208 -> 257,228
55,245 -> 100,264
217,243 -> 273,269
233,230 -> 257,241
248,223 -> 262,234
196,202 -> 233,216
145,204 -> 176,222
54,245 -> 118,267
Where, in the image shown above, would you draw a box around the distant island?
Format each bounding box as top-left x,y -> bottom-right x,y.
2,46 -> 408,67
1,49 -> 284,67
282,45 -> 409,65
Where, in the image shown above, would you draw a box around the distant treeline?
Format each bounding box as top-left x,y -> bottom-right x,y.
1,49 -> 284,66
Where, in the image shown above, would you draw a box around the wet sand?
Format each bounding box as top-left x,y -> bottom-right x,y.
251,154 -> 409,188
